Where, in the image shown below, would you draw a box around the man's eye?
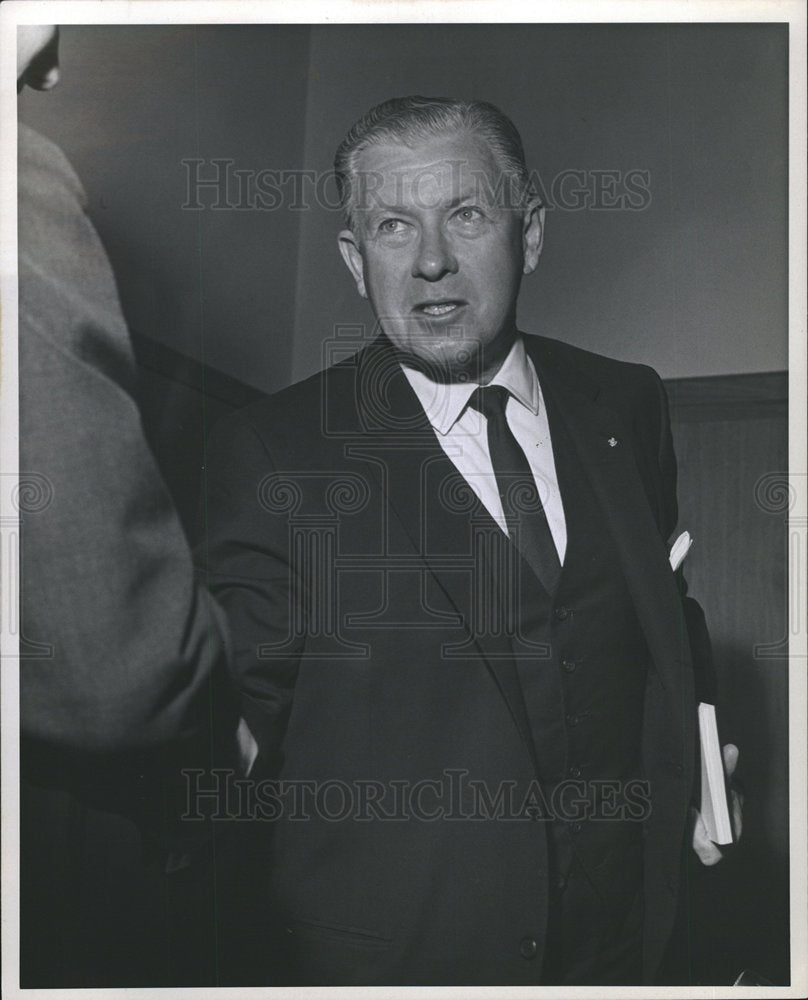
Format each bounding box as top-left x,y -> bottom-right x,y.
379,219 -> 406,234
455,207 -> 483,223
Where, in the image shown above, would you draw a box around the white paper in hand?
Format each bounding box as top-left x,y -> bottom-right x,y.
698,703 -> 734,844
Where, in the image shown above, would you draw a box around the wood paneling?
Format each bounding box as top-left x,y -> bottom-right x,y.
665,371 -> 789,984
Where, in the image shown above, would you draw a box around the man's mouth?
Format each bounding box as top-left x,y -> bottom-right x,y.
414,300 -> 466,317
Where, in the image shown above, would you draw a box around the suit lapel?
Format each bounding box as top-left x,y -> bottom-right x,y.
348,337 -> 540,772
344,332 -> 690,767
525,336 -> 691,692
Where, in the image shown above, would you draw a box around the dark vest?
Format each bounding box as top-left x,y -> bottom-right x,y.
507,383 -> 649,984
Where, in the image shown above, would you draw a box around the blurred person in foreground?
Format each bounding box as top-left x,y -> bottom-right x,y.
16,25 -> 248,986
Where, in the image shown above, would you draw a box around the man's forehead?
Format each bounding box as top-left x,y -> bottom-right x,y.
350,133 -> 507,212
353,132 -> 498,178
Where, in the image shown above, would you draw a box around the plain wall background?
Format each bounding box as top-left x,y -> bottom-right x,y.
18,23 -> 787,392
19,25 -> 312,393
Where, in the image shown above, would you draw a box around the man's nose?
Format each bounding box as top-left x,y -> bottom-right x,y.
411,226 -> 459,281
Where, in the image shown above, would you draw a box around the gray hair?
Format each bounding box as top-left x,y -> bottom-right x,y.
334,95 -> 535,228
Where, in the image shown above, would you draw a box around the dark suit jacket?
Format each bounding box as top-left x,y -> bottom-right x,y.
201,331 -> 704,985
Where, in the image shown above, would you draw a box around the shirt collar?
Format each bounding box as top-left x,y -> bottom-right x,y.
400,335 -> 540,436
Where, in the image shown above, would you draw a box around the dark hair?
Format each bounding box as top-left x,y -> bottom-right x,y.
334,95 -> 534,227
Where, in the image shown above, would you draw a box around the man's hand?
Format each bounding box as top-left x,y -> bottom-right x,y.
691,743 -> 744,866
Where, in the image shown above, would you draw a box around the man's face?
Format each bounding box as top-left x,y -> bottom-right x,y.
339,130 -> 543,382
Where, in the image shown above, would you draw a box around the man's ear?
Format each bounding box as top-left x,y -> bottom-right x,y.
522,200 -> 545,275
17,25 -> 60,92
338,230 -> 367,299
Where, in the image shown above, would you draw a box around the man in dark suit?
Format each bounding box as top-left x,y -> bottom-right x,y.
201,95 -> 738,985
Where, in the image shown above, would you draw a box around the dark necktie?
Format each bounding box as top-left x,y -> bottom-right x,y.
469,384 -> 562,594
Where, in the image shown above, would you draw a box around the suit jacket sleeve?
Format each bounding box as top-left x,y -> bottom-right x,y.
18,124 -> 235,753
196,409 -> 303,776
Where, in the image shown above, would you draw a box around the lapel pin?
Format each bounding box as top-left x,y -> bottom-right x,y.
608,437 -> 618,447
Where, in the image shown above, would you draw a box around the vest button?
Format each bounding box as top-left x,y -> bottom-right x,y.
568,764 -> 582,778
554,606 -> 571,622
519,936 -> 538,959
565,713 -> 579,727
569,821 -> 583,834
561,658 -> 577,673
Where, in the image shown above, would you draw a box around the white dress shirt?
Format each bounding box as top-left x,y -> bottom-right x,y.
401,336 -> 567,564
